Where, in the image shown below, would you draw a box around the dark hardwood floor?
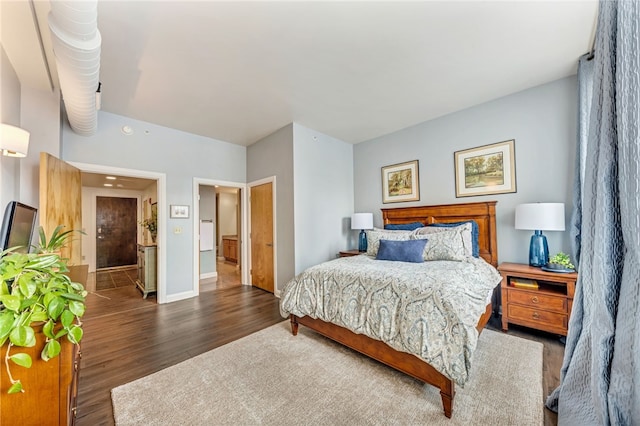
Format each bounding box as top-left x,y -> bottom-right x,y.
76,278 -> 282,425
76,274 -> 563,425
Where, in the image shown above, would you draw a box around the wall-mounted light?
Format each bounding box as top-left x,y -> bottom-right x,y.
0,124 -> 30,157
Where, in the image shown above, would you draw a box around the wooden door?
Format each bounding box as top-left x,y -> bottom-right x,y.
250,182 -> 274,293
39,153 -> 82,265
96,197 -> 137,268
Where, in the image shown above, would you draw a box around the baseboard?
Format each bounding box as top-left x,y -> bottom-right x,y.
164,290 -> 198,303
200,272 -> 218,279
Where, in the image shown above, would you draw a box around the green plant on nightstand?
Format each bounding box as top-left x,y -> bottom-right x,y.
548,252 -> 575,271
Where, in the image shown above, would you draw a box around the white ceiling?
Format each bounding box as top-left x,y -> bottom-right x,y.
2,1 -> 598,147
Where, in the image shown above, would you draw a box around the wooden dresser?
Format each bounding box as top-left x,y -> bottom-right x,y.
498,262 -> 577,336
0,330 -> 80,425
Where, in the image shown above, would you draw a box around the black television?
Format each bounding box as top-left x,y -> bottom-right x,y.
0,201 -> 38,254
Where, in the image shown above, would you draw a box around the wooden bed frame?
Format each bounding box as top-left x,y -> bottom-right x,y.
289,201 -> 498,418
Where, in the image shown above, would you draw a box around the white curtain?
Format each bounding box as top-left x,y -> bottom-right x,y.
546,1 -> 640,424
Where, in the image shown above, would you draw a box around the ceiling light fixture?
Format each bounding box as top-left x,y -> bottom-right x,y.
0,124 -> 30,157
121,126 -> 133,135
103,183 -> 113,187
106,176 -> 116,180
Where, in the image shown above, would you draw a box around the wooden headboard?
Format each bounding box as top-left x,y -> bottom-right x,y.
381,201 -> 498,266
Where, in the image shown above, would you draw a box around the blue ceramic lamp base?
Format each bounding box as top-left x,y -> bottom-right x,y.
529,230 -> 549,267
358,230 -> 367,252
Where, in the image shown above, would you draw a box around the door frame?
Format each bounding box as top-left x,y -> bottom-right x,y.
248,176 -> 278,296
193,177 -> 248,295
69,162 -> 168,304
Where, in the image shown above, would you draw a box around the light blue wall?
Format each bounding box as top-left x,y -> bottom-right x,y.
1,45 -> 22,209
61,111 -> 246,296
246,124 -> 295,292
354,77 -> 578,264
293,123 -> 354,273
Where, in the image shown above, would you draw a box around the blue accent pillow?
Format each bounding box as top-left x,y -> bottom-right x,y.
375,239 -> 427,263
384,222 -> 424,231
428,221 -> 479,257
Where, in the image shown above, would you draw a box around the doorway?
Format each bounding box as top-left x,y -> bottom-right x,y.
72,162 -> 166,303
194,178 -> 245,294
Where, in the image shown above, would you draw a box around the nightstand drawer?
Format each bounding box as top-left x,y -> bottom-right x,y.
507,289 -> 567,313
507,304 -> 567,330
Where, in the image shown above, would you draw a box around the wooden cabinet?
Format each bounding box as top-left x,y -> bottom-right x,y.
222,236 -> 237,264
136,244 -> 157,298
338,250 -> 363,258
0,329 -> 80,425
498,262 -> 577,336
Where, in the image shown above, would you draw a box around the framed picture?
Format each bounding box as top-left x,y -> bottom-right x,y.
454,139 -> 516,197
170,204 -> 189,218
381,160 -> 420,203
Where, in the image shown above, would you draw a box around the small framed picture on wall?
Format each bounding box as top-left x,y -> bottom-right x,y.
170,205 -> 189,218
381,160 -> 420,203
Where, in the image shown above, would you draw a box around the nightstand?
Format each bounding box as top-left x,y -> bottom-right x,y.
338,250 -> 364,257
498,262 -> 577,336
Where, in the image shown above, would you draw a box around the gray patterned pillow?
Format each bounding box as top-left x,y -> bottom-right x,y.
418,226 -> 468,261
414,222 -> 474,257
366,229 -> 413,256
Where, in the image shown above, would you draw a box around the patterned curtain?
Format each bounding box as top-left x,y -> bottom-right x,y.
546,1 -> 640,424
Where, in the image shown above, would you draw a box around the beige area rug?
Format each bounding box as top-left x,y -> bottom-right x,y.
111,321 -> 543,425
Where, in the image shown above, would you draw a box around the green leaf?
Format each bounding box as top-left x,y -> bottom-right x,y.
9,352 -> 32,368
17,274 -> 37,298
0,295 -> 20,311
41,340 -> 61,361
8,381 -> 23,394
43,320 -> 55,339
9,325 -> 36,347
60,309 -> 74,328
0,311 -> 15,339
68,300 -> 85,317
46,296 -> 65,320
61,292 -> 85,302
67,325 -> 83,344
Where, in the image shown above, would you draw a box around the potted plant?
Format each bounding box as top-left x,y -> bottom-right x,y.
0,225 -> 86,394
140,209 -> 157,243
547,252 -> 575,272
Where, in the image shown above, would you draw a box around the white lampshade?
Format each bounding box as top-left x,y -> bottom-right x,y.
351,213 -> 373,230
0,124 -> 30,157
515,203 -> 565,231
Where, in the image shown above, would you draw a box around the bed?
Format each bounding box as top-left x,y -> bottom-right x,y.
280,201 -> 499,418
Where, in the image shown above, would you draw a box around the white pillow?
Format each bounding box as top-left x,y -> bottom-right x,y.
415,226 -> 469,261
366,229 -> 413,256
414,222 -> 474,258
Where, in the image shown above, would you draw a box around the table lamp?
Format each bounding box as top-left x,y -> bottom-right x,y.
351,213 -> 373,252
515,203 -> 565,267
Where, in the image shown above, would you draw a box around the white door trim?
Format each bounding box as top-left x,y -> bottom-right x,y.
69,162 -> 168,304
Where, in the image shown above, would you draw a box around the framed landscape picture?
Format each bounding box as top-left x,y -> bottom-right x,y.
381,160 -> 420,203
454,139 -> 516,197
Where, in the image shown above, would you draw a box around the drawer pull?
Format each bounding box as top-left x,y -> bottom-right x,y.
531,296 -> 539,304
532,312 -> 540,320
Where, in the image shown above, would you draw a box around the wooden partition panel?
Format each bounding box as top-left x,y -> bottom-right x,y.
39,153 -> 82,265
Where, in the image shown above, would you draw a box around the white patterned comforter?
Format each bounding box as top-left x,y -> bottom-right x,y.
279,255 -> 502,385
